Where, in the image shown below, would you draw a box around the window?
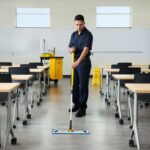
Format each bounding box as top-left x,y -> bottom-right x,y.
96,6 -> 132,27
16,8 -> 50,27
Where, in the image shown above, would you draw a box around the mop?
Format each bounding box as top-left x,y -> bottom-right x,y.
52,52 -> 90,135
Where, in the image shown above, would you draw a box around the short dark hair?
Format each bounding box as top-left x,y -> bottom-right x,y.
74,14 -> 84,22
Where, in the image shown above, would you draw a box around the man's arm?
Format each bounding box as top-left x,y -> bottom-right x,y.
72,47 -> 89,69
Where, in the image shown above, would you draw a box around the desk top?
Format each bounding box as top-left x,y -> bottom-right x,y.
112,74 -> 134,80
37,65 -> 49,69
130,64 -> 149,68
104,68 -> 119,73
101,65 -> 111,69
125,83 -> 150,94
0,65 -> 20,69
30,68 -> 45,73
0,69 -> 8,73
0,83 -> 20,92
0,68 -> 45,73
141,68 -> 150,73
12,75 -> 33,81
101,64 -> 149,69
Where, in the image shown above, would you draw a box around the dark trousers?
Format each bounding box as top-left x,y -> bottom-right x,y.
73,58 -> 91,110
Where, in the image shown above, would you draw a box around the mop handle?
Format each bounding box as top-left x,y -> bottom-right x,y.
71,52 -> 74,90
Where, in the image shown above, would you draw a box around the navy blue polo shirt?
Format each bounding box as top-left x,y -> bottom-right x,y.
68,27 -> 93,59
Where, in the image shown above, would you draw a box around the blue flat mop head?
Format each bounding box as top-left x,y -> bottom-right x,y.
52,129 -> 90,135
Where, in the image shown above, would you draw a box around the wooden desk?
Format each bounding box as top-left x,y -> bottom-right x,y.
0,69 -> 8,73
104,68 -> 119,73
0,83 -> 20,92
0,65 -> 20,69
112,74 -> 134,80
37,65 -> 50,89
101,65 -> 111,69
30,68 -> 45,105
37,65 -> 49,69
112,74 -> 134,125
125,83 -> 150,150
141,68 -> 150,73
0,68 -> 45,106
126,84 -> 150,93
30,68 -> 44,73
130,64 -> 149,68
103,68 -> 120,106
11,75 -> 33,125
12,75 -> 33,81
0,83 -> 20,150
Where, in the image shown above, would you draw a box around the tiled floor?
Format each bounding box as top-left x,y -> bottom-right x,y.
1,78 -> 150,150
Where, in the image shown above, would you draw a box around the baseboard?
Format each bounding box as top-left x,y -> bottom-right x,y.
63,75 -> 106,78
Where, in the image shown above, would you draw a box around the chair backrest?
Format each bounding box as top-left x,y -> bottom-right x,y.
29,62 -> 43,68
117,62 -> 132,68
0,73 -> 12,82
149,65 -> 150,69
0,62 -> 12,66
9,67 -> 30,75
111,64 -> 119,68
134,73 -> 150,83
119,67 -> 141,74
20,64 -> 30,68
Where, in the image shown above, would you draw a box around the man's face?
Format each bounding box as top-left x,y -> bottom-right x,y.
75,20 -> 85,32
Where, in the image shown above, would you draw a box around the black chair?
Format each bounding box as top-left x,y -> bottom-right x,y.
0,73 -> 12,83
20,64 -> 30,68
149,65 -> 150,69
9,67 -> 30,75
9,67 -> 31,88
29,62 -> 43,69
111,64 -> 119,69
110,64 -> 119,80
29,62 -> 45,81
0,62 -> 12,66
134,73 -> 150,102
117,62 -> 132,68
0,73 -> 12,102
119,68 -> 141,87
119,67 -> 141,74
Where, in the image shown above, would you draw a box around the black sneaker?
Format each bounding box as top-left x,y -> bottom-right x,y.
68,105 -> 79,112
75,109 -> 86,117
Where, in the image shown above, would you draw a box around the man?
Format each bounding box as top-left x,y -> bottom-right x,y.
68,14 -> 93,117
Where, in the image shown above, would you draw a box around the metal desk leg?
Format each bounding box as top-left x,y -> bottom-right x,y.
31,82 -> 35,108
48,68 -> 50,88
128,94 -> 133,129
116,79 -> 124,125
114,80 -> 117,103
43,71 -> 46,95
37,73 -> 42,106
16,91 -> 19,121
129,93 -> 140,149
3,93 -> 11,150
100,68 -> 104,95
22,81 -> 30,125
105,72 -> 110,106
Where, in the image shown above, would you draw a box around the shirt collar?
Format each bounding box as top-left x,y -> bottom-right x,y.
76,27 -> 87,36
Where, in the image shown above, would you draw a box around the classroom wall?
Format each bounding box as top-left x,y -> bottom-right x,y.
0,0 -> 150,75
